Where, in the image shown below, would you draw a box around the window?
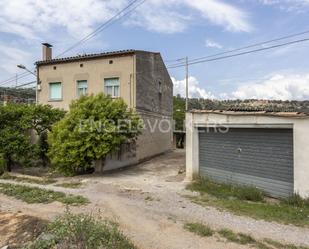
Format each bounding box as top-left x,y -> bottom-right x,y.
158,81 -> 162,94
77,80 -> 88,97
104,78 -> 120,97
49,82 -> 62,100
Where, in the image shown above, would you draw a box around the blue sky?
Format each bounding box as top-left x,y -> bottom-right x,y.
1,0 -> 309,100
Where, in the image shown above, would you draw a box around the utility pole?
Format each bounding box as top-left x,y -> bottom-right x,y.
185,56 -> 189,111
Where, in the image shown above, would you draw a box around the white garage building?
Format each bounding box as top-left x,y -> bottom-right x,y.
186,110 -> 309,198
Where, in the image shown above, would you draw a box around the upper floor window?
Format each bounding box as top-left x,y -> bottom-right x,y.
77,80 -> 88,97
158,81 -> 162,94
104,78 -> 120,98
49,82 -> 62,100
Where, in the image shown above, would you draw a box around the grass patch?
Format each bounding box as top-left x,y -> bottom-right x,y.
0,173 -> 56,185
184,223 -> 308,249
263,239 -> 309,249
24,210 -> 136,249
184,222 -> 214,237
218,228 -> 256,245
187,178 -> 265,202
0,183 -> 89,205
187,179 -> 309,227
55,182 -> 82,189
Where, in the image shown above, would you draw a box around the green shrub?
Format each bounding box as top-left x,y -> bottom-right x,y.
0,154 -> 4,175
283,194 -> 309,208
0,104 -> 65,171
48,93 -> 141,175
26,210 -> 136,249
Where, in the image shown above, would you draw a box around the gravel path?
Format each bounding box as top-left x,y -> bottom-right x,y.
1,150 -> 309,248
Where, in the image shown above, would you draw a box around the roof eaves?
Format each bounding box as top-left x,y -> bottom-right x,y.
35,49 -> 139,66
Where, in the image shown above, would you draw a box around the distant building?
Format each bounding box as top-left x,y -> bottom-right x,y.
36,44 -> 173,171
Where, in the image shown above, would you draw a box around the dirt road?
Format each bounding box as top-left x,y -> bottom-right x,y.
1,150 -> 309,249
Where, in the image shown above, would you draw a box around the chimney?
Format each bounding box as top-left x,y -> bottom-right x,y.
42,43 -> 53,60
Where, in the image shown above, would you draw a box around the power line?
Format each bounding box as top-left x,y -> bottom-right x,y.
0,0 -> 147,87
0,71 -> 33,87
15,81 -> 36,88
167,29 -> 309,67
56,0 -> 146,58
167,37 -> 309,69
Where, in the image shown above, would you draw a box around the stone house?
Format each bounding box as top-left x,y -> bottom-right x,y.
36,44 -> 173,171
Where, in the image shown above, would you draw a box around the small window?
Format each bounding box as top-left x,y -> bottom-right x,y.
49,82 -> 62,100
109,60 -> 113,64
104,78 -> 120,98
53,66 -> 57,70
158,81 -> 162,94
80,63 -> 83,68
77,80 -> 88,97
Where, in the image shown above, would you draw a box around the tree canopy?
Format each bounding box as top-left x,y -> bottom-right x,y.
48,93 -> 141,175
0,104 -> 65,172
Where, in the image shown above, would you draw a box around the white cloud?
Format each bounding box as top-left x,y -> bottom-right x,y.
225,74 -> 309,100
0,43 -> 32,74
185,0 -> 252,32
258,0 -> 309,12
205,39 -> 222,49
173,74 -> 309,101
172,76 -> 215,99
0,0 -> 252,40
129,0 -> 252,33
0,0 -> 128,39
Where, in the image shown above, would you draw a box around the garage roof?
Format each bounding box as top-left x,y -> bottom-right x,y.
190,109 -> 309,118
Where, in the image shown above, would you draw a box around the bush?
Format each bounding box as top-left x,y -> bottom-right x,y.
26,210 -> 136,249
0,154 -> 4,175
48,94 -> 141,175
0,104 -> 65,171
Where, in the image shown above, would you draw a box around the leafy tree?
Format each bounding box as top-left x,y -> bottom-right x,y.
0,104 -> 65,171
28,105 -> 66,166
48,94 -> 141,175
173,95 -> 185,131
0,104 -> 35,171
0,154 -> 5,175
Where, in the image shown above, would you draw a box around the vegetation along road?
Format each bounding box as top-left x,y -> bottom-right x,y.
0,150 -> 309,249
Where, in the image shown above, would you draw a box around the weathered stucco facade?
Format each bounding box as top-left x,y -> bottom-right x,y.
186,110 -> 309,198
36,48 -> 173,171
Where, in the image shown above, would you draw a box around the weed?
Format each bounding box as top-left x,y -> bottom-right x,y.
264,238 -> 309,249
25,210 -> 136,249
184,222 -> 308,249
0,183 -> 88,205
187,179 -> 309,227
0,173 -> 56,185
283,194 -> 309,209
145,196 -> 154,201
55,182 -> 82,189
184,222 -> 214,237
187,178 -> 265,202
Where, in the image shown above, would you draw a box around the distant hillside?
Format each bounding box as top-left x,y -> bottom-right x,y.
0,87 -> 35,104
174,95 -> 309,113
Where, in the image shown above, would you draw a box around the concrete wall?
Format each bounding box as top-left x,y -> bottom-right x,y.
38,54 -> 135,110
186,112 -> 309,198
135,51 -> 173,116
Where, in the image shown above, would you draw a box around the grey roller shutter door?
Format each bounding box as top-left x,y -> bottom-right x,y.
199,128 -> 294,198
